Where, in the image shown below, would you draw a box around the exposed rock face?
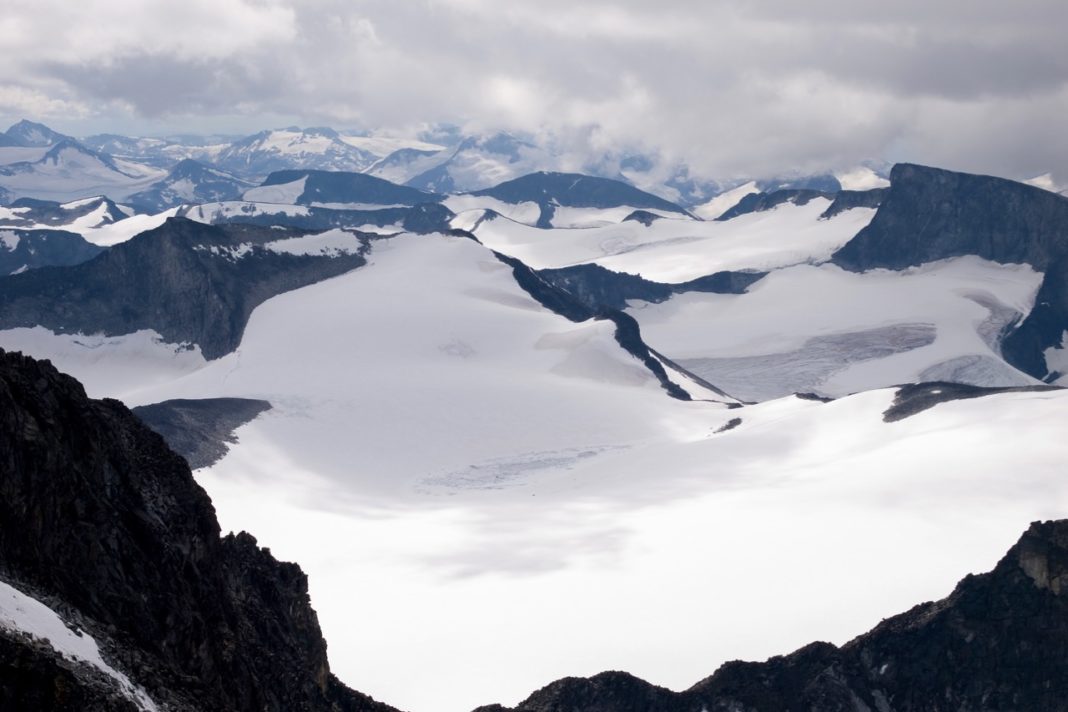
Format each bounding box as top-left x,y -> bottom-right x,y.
492,251 -> 700,401
716,188 -> 833,221
0,196 -> 129,228
478,519 -> 1068,712
0,217 -> 368,359
832,163 -> 1068,381
131,398 -> 272,469
258,169 -> 440,207
178,202 -> 454,235
833,164 -> 1068,272
819,188 -> 888,219
0,229 -> 103,274
882,381 -> 1059,422
473,172 -> 691,227
536,263 -> 764,312
0,349 -> 398,711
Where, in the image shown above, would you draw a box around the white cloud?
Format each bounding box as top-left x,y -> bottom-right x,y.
0,0 -> 1066,182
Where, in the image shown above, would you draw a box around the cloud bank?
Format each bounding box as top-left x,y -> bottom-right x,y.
1,0 -> 1066,180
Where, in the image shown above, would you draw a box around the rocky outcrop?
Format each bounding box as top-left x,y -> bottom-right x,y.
478,519 -> 1068,712
0,217 -> 368,359
536,263 -> 764,312
832,163 -> 1068,381
833,163 -> 1068,271
0,196 -> 129,229
819,188 -> 888,219
492,251 -> 700,400
178,202 -> 453,235
132,398 -> 272,469
716,189 -> 833,221
0,229 -> 103,274
882,381 -> 1059,422
257,169 -> 440,207
0,349 -> 398,711
473,172 -> 691,227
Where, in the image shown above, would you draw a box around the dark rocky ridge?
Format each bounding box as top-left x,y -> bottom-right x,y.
0,229 -> 103,274
0,217 -> 369,359
259,169 -> 440,206
473,172 -> 691,228
882,381 -> 1061,422
0,349 -> 399,711
833,164 -> 1068,271
716,189 -> 833,221
491,250 -> 732,401
180,201 -> 454,235
477,519 -> 1068,712
132,398 -> 273,469
1,196 -> 130,228
819,187 -> 889,219
832,163 -> 1068,381
535,263 -> 764,312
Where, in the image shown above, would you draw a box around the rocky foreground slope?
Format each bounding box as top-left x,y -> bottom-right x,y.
0,349 -> 397,711
477,519 -> 1068,712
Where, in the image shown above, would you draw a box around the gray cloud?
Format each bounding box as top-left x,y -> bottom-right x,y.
0,0 -> 1065,182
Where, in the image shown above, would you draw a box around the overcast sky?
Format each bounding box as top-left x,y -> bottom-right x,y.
1,0 -> 1066,181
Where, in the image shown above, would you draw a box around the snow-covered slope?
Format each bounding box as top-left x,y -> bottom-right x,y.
0,578 -> 159,711
0,195 -> 129,231
0,141 -> 165,203
181,382 -> 1067,712
0,195 -> 175,247
126,159 -> 253,211
403,133 -> 555,193
81,133 -> 235,169
3,119 -> 72,148
630,257 -> 1043,401
244,170 -> 438,208
215,127 -> 380,179
692,181 -> 760,220
467,197 -> 876,280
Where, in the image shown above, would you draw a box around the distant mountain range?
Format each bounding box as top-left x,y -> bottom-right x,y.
0,120 -> 917,211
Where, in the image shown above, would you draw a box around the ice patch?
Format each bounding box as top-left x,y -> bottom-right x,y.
677,325 -> 937,402
418,447 -> 621,492
195,243 -> 255,261
0,230 -> 19,251
265,229 -> 363,257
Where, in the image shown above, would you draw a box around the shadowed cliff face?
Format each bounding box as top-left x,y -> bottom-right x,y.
477,519 -> 1068,712
0,349 -> 399,712
0,229 -> 103,275
0,217 -> 369,359
832,163 -> 1068,381
832,163 -> 1068,272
